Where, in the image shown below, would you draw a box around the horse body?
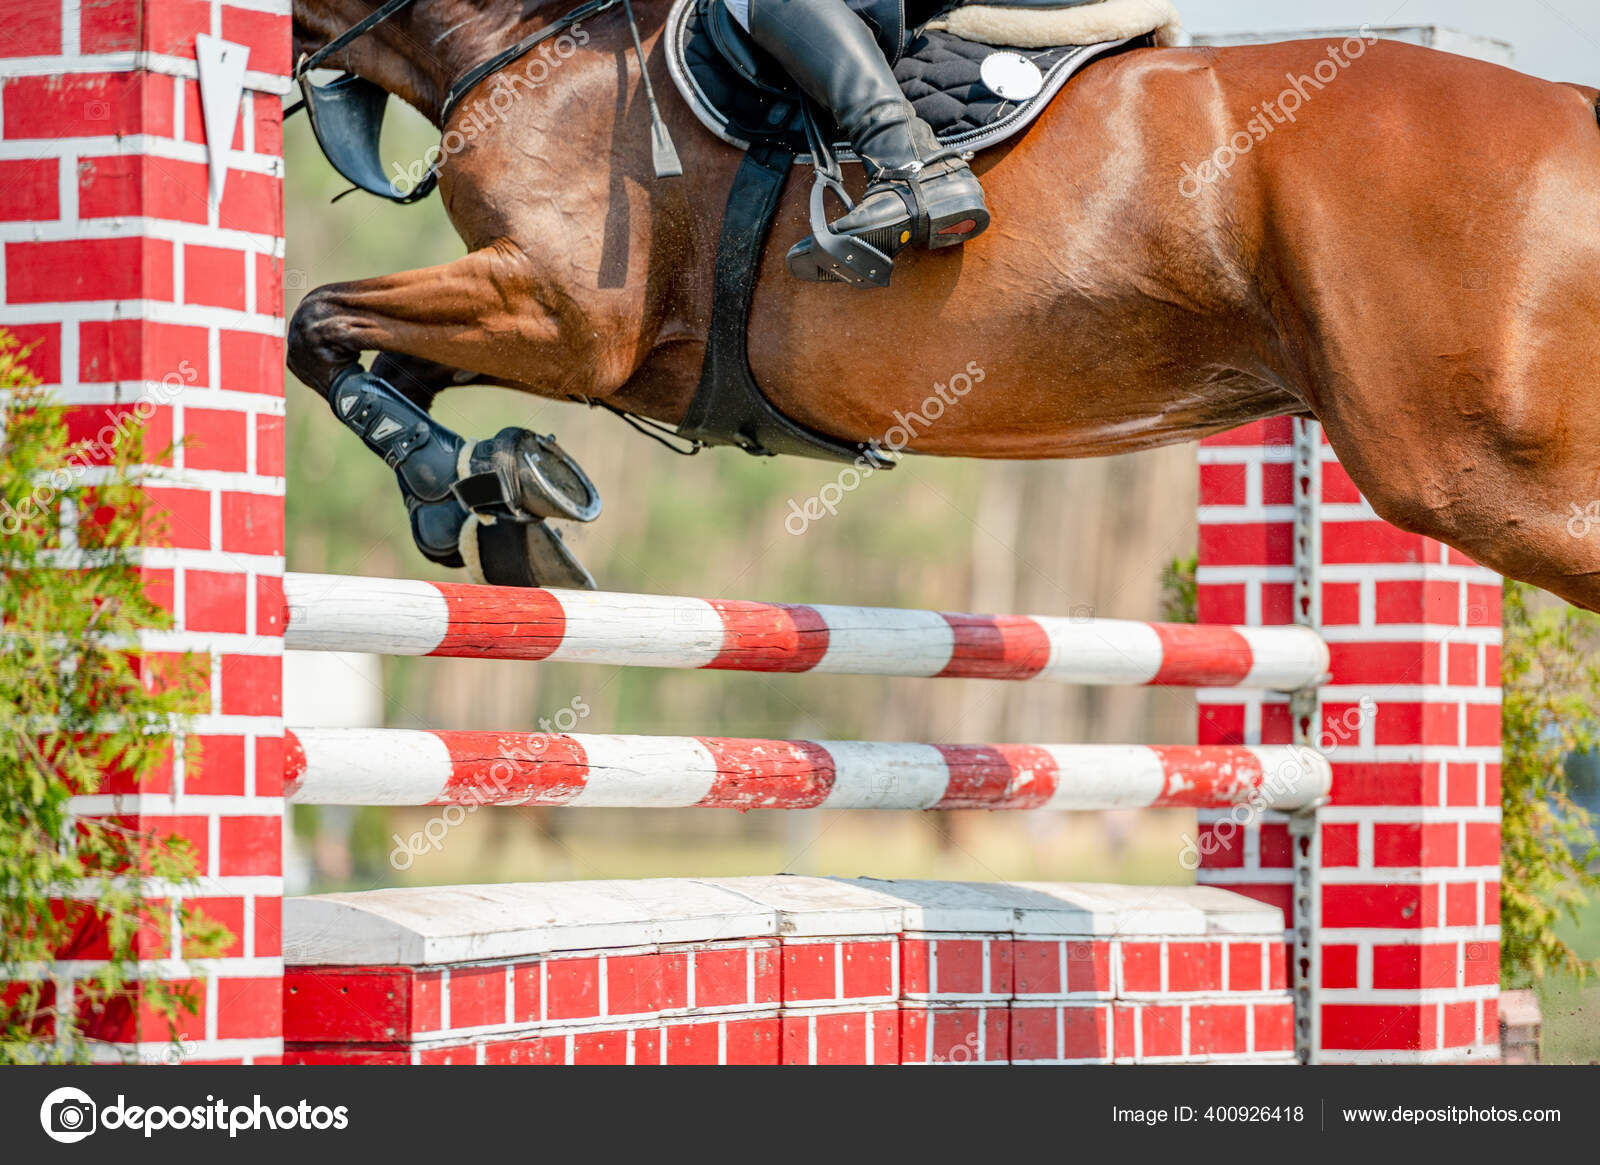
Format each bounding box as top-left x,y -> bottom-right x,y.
288,0 -> 1600,611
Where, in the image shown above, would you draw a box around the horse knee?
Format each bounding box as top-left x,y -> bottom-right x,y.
286,287 -> 360,395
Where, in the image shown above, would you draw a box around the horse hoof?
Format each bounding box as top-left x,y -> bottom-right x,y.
455,427 -> 602,524
459,514 -> 596,590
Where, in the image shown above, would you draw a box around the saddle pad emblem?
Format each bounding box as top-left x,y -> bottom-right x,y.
980,52 -> 1044,102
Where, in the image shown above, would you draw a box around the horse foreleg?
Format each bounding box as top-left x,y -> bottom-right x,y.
285,246 -> 607,589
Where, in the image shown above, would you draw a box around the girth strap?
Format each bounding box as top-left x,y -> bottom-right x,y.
677,145 -> 894,468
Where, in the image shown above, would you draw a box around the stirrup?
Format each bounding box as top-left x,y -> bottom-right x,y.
786,105 -> 894,288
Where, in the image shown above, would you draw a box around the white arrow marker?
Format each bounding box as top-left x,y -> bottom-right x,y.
196,35 -> 250,206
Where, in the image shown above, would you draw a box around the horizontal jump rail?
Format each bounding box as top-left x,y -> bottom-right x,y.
282,572 -> 1329,689
285,730 -> 1331,811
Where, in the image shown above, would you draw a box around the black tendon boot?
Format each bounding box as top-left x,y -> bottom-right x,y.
744,0 -> 989,283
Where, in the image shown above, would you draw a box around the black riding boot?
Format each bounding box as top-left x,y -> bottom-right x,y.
744,0 -> 989,282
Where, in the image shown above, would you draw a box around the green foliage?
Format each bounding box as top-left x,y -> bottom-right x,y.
1159,554 -> 1198,624
1500,581 -> 1600,986
0,332 -> 223,1063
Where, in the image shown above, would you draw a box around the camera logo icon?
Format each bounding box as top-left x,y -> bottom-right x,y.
40,1087 -> 97,1144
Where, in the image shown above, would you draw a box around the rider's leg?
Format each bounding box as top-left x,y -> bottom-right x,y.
735,0 -> 989,259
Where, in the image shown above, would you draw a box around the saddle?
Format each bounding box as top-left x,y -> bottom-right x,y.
666,0 -> 1178,466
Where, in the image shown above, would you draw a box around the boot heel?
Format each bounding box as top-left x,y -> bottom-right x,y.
927,203 -> 990,250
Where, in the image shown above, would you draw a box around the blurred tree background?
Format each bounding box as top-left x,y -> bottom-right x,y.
282,99 -> 1210,894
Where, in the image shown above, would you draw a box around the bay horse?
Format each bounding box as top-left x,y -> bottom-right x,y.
288,0 -> 1600,613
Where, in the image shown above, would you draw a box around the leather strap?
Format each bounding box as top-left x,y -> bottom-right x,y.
677,145 -> 893,467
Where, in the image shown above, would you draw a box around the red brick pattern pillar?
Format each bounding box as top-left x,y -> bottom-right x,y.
1197,421 -> 1502,1063
1,0 -> 289,1061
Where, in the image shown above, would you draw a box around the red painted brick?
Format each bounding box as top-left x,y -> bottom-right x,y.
188,896 -> 245,958
6,237 -> 173,303
184,408 -> 249,472
80,319 -> 208,385
216,976 -> 281,1039
1013,940 -> 1061,995
1191,1003 -> 1248,1055
1260,460 -> 1294,505
1322,1003 -> 1434,1051
219,169 -> 282,235
221,491 -> 284,556
1483,881 -> 1501,925
255,252 -> 283,317
4,73 -> 173,139
1008,1005 -> 1060,1062
256,413 -> 285,477
1197,702 -> 1246,747
664,1019 -> 721,1065
1253,1001 -> 1294,1051
255,734 -> 284,798
1466,702 -> 1501,748
512,963 -> 541,1023
186,733 -> 245,796
1066,941 -> 1113,994
222,7 -> 293,77
1442,1000 -> 1478,1049
1321,944 -> 1359,989
927,938 -> 985,994
1321,581 -> 1361,626
1261,581 -> 1297,624
255,895 -> 281,958
1138,1004 -> 1185,1059
1447,642 -> 1479,686
446,965 -> 505,1028
1258,821 -> 1292,867
1198,462 -> 1247,506
605,953 -> 658,1016
1323,883 -> 1427,929
1196,820 -> 1246,867
144,486 -> 211,549
1120,942 -> 1162,992
1445,881 -> 1478,927
220,330 -> 284,395
5,322 -> 61,382
1322,822 -> 1359,866
1328,641 -> 1434,685
1166,942 -> 1221,992
1196,582 -> 1246,625
64,402 -> 174,466
0,0 -> 62,55
1372,943 -> 1457,990
1202,418 -> 1294,446
1464,822 -> 1499,866
79,154 -> 209,224
187,566 -> 252,633
0,158 -> 58,221
1375,579 -> 1461,625
1323,521 -> 1431,565
1332,761 -> 1428,806
545,956 -> 600,1021
1321,461 -> 1362,503
841,939 -> 896,998
256,573 -> 285,636
783,942 -> 839,1003
220,654 -> 280,717
218,816 -> 280,877
1199,522 -> 1293,567
185,244 -> 248,310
